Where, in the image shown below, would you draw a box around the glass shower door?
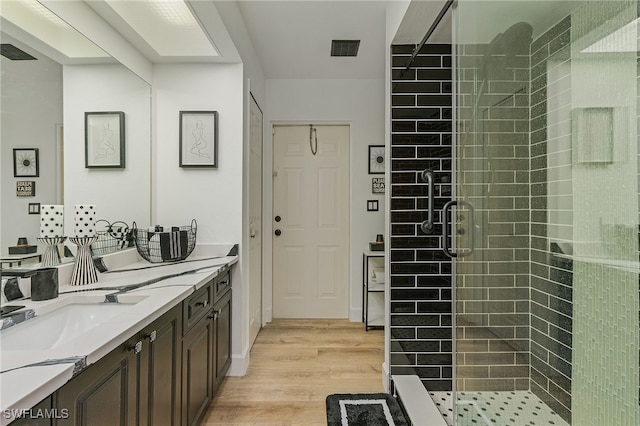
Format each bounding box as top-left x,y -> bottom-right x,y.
452,1 -> 640,425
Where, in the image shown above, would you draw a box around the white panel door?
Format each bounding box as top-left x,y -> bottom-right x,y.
248,95 -> 263,346
272,125 -> 350,318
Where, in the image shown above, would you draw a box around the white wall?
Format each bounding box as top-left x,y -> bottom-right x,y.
1,48 -> 62,250
264,78 -> 386,322
63,64 -> 151,234
214,0 -> 266,375
152,62 -> 245,370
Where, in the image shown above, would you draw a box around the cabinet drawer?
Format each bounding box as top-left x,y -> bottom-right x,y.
213,268 -> 231,303
183,282 -> 212,334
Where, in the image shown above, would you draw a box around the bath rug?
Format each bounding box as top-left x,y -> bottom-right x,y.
326,393 -> 409,426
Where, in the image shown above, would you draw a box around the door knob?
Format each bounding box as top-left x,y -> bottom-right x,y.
275,229 -> 282,236
275,215 -> 281,222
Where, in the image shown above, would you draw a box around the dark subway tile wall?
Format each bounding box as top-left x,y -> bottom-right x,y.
529,17 -> 573,423
390,44 -> 453,391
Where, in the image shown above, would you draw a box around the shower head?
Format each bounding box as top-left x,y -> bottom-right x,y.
481,22 -> 533,78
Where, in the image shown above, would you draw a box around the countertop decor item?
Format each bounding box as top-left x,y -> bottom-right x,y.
91,220 -> 132,256
69,236 -> 99,285
133,219 -> 197,263
30,267 -> 58,301
74,205 -> 96,237
85,111 -> 125,168
8,237 -> 37,254
40,205 -> 64,237
369,234 -> 384,251
37,236 -> 66,267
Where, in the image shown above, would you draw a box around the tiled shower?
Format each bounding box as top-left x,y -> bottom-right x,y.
389,1 -> 640,425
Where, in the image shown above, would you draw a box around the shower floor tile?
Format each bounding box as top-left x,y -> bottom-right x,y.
429,390 -> 569,426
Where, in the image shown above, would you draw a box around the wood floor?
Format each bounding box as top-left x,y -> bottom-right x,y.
202,319 -> 385,425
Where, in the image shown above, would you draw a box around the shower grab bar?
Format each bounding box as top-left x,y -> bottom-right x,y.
442,200 -> 475,258
420,170 -> 435,234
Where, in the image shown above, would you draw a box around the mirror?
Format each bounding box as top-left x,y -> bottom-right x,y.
0,1 -> 151,261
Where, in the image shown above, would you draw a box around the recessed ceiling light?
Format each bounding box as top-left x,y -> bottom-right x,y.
105,0 -> 218,57
331,40 -> 360,57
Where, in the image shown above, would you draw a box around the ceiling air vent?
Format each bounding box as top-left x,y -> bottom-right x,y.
0,44 -> 37,61
331,40 -> 360,57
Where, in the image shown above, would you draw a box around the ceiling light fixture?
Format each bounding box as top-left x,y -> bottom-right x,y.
331,40 -> 360,57
105,0 -> 218,57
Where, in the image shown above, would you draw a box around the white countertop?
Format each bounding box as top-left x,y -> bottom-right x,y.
0,245 -> 237,425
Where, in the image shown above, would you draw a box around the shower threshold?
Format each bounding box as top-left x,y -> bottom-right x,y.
429,390 -> 569,426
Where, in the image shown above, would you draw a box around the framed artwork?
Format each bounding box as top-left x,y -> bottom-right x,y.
368,145 -> 385,174
16,181 -> 35,197
13,148 -> 39,177
85,111 -> 125,168
179,111 -> 218,168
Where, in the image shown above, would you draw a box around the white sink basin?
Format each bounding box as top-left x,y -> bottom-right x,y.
1,295 -> 147,351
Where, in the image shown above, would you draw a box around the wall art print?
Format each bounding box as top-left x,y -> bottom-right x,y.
13,148 -> 39,177
85,111 -> 125,168
179,111 -> 218,168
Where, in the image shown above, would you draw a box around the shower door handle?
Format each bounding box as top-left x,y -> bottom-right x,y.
442,200 -> 475,258
420,170 -> 435,234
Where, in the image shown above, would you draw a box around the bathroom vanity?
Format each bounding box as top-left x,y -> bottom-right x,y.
0,246 -> 236,426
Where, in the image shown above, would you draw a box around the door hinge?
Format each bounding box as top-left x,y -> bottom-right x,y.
273,171 -> 278,178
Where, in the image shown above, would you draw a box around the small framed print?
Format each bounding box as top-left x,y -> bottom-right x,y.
13,148 -> 39,177
85,111 -> 125,168
16,181 -> 35,197
179,111 -> 218,168
368,145 -> 385,174
372,177 -> 385,193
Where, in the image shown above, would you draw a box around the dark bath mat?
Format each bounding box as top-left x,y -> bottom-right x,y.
326,393 -> 409,425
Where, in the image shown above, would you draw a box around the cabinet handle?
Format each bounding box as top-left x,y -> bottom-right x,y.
144,330 -> 157,343
129,341 -> 142,354
195,300 -> 208,308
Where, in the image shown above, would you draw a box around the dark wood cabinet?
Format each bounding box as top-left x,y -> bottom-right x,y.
10,264 -> 233,426
180,269 -> 232,426
55,339 -> 138,426
138,305 -> 182,426
181,312 -> 214,426
213,289 -> 232,391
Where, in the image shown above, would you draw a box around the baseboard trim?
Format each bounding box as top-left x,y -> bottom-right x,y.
228,348 -> 249,376
382,361 -> 390,393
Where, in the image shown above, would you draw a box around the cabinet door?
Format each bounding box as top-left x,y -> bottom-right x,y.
181,313 -> 213,426
213,290 -> 232,390
55,341 -> 138,426
8,396 -> 53,425
139,305 -> 182,426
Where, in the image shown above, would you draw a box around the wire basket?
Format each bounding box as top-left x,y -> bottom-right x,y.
132,219 -> 197,263
91,220 -> 133,256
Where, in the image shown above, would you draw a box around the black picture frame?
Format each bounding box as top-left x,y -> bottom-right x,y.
85,111 -> 125,168
179,111 -> 218,168
368,145 -> 385,174
13,148 -> 39,177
